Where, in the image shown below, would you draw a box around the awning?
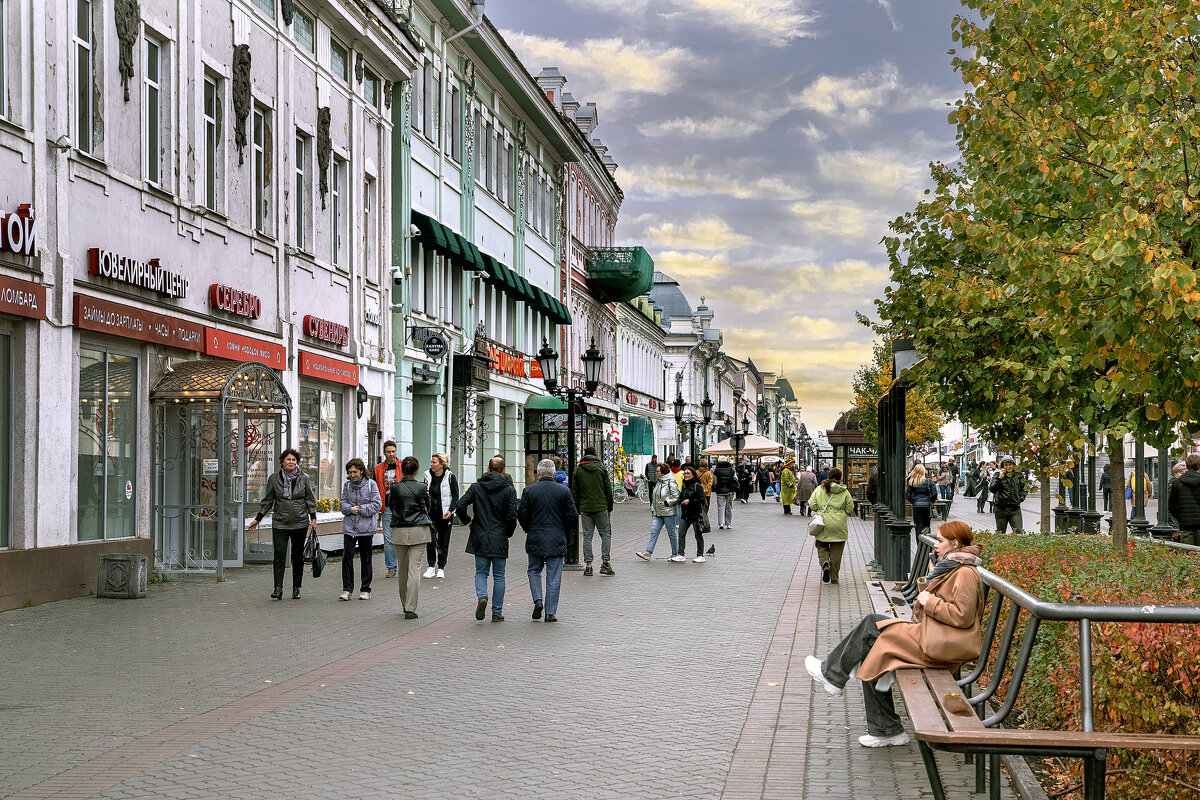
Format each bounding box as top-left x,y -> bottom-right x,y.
526,395 -> 569,411
481,253 -> 508,286
457,237 -> 486,272
150,359 -> 291,406
622,415 -> 654,455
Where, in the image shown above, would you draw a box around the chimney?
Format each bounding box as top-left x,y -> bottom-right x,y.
601,154 -> 618,175
561,91 -> 580,116
575,101 -> 598,135
535,67 -> 566,110
590,137 -> 608,158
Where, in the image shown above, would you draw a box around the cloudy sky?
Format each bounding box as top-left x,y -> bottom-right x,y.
488,0 -> 966,433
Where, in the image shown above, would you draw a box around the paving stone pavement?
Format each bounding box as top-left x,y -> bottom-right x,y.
1,496 -> 1015,799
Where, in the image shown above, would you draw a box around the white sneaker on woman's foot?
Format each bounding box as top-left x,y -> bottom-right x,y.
858,732 -> 911,748
338,591 -> 351,601
436,568 -> 445,579
692,556 -> 706,563
668,554 -> 686,563
423,567 -> 436,579
805,656 -> 843,697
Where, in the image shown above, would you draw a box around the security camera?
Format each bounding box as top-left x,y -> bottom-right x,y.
391,267 -> 404,286
408,223 -> 420,237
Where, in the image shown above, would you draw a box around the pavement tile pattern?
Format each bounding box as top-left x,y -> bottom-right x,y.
2,493 -> 1014,799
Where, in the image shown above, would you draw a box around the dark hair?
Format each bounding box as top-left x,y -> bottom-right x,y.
657,463 -> 671,476
937,520 -> 974,548
820,467 -> 843,494
1187,454 -> 1200,472
383,440 -> 397,452
584,446 -> 597,456
345,457 -> 367,476
488,456 -> 506,473
682,466 -> 697,480
401,456 -> 420,476
280,448 -> 301,464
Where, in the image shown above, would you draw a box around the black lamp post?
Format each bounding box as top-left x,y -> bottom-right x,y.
537,337 -> 604,567
729,413 -> 748,466
673,391 -> 713,462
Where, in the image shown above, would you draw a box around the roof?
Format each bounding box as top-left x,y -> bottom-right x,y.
650,272 -> 693,322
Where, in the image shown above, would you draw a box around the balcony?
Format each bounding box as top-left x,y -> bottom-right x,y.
586,246 -> 654,304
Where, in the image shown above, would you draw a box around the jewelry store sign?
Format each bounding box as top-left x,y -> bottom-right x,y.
88,247 -> 189,298
0,204 -> 36,258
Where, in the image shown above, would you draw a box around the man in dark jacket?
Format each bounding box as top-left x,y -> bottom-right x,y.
1168,454 -> 1200,546
518,459 -> 579,622
989,456 -> 1026,534
712,458 -> 738,529
572,447 -> 614,576
453,456 -> 519,621
644,456 -> 659,491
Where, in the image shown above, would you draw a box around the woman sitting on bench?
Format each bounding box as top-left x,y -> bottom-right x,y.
805,521 -> 985,748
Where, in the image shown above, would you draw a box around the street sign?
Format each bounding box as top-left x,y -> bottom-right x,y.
423,332 -> 448,360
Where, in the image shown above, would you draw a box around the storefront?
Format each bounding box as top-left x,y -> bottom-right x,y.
827,410 -> 874,495
0,273 -> 47,550
619,389 -> 663,476
297,349 -> 359,509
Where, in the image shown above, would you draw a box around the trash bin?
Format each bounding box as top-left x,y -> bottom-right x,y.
97,553 -> 148,599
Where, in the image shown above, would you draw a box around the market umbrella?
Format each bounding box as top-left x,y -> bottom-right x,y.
702,433 -> 795,458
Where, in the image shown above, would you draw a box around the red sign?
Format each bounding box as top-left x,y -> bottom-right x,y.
303,314 -> 349,347
0,204 -> 36,257
204,327 -> 286,370
299,350 -> 359,386
0,274 -> 46,320
74,294 -> 204,350
625,392 -> 640,406
486,345 -> 528,378
209,284 -> 262,319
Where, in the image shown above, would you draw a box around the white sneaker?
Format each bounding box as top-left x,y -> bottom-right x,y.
635,551 -> 652,561
692,556 -> 706,563
436,568 -> 445,579
668,555 -> 686,563
338,591 -> 351,601
805,656 -> 844,697
359,591 -> 370,600
423,567 -> 436,579
859,732 -> 911,748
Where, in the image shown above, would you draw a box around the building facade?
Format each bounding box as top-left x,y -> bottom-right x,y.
616,296 -> 667,474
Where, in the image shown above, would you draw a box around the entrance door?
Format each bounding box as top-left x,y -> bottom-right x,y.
153,403 -> 219,571
225,409 -> 281,568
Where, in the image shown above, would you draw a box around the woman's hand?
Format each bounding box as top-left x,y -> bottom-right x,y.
682,499 -> 689,505
443,511 -> 452,520
308,521 -> 317,534
248,519 -> 259,531
916,590 -> 932,607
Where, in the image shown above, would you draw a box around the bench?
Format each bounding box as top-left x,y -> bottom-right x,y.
865,534 -> 1200,800
854,499 -> 874,520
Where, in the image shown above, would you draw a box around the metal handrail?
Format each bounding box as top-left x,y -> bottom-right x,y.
914,532 -> 1200,732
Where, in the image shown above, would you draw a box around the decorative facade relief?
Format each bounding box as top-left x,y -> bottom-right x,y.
115,0 -> 140,101
232,45 -> 252,164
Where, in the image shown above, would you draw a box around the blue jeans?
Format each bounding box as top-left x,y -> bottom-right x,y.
381,508 -> 396,572
646,514 -> 678,556
474,555 -> 506,613
527,555 -> 564,615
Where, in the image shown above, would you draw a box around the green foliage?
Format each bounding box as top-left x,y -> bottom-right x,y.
979,533 -> 1200,800
852,339 -> 946,451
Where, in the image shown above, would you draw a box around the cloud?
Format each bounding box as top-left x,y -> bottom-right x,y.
789,200 -> 882,242
794,63 -> 953,126
875,0 -> 900,31
668,0 -> 820,46
646,218 -> 751,250
501,32 -> 698,106
816,149 -> 927,200
639,115 -> 761,139
653,250 -> 731,280
791,259 -> 890,293
799,122 -> 826,142
558,0 -> 652,13
622,159 -> 808,201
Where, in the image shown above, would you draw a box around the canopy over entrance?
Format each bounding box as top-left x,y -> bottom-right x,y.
702,433 -> 795,458
151,359 -> 291,407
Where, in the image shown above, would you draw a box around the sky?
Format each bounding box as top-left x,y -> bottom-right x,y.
486,0 -> 968,434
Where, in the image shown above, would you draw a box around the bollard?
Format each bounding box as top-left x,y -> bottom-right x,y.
886,517 -> 913,581
97,553 -> 148,599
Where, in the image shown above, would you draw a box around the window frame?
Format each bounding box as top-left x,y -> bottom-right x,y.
363,68 -> 379,109
252,105 -> 271,235
294,131 -> 310,251
364,175 -> 377,283
330,37 -> 348,82
202,74 -> 221,212
249,0 -> 274,19
330,156 -> 346,267
0,0 -> 8,123
448,84 -> 461,162
143,35 -> 163,187
76,346 -> 139,542
292,6 -> 315,53
73,0 -> 95,154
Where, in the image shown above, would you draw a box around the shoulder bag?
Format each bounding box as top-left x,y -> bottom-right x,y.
807,491 -> 826,536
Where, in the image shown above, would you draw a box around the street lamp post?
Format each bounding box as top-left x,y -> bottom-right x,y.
537,337 -> 605,567
673,391 -> 713,462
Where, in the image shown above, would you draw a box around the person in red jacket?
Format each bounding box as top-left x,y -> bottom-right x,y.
373,441 -> 400,577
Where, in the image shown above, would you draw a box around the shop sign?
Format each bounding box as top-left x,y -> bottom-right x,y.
452,353 -> 490,391
486,345 -> 527,378
203,327 -> 286,370
849,445 -> 878,459
209,284 -> 262,319
625,392 -> 639,406
423,332 -> 448,360
74,294 -> 204,350
0,274 -> 47,320
412,363 -> 441,383
365,309 -> 382,326
299,350 -> 359,386
303,314 -> 349,347
0,204 -> 36,257
622,390 -> 661,411
87,248 -> 188,299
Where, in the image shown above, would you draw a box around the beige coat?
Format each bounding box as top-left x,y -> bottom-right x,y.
391,524 -> 432,546
857,563 -> 984,682
796,470 -> 818,503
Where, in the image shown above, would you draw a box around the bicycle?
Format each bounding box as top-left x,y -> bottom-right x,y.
613,479 -> 629,503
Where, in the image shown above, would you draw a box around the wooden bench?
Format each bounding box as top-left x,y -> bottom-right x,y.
854,499 -> 874,519
865,539 -> 1200,800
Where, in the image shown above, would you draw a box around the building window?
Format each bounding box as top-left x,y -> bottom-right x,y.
423,247 -> 436,314
74,0 -> 95,153
293,7 -> 315,53
144,36 -> 162,186
363,69 -> 379,108
507,144 -> 516,210
0,0 -> 8,122
364,176 -> 377,282
298,385 -> 343,504
294,132 -> 310,250
331,156 -> 345,266
250,0 -> 273,17
252,106 -> 272,234
330,38 -> 348,81
409,242 -> 423,313
422,61 -> 435,142
411,69 -> 423,136
203,75 -> 221,211
77,347 -> 137,542
0,334 -> 9,547
448,85 -> 461,162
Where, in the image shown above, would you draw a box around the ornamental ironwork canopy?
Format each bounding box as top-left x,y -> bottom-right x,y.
150,359 -> 291,407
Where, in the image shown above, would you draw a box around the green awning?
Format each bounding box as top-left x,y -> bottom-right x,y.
622,415 -> 655,456
556,297 -> 573,325
443,228 -> 463,258
458,238 -> 486,272
501,267 -> 523,296
529,286 -> 552,314
526,395 -> 569,411
481,254 -> 507,285
586,246 -> 655,303
511,274 -> 533,304
411,210 -> 453,254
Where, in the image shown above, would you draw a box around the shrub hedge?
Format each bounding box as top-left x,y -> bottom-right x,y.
977,534 -> 1199,800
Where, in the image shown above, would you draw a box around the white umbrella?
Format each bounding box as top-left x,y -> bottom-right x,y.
702,433 -> 795,458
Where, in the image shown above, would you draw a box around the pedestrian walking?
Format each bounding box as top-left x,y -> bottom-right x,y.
387,456 -> 433,618
975,463 -> 990,513
339,458 -> 382,601
736,463 -> 752,503
756,464 -> 771,502
639,462 -> 681,561
372,441 -> 400,578
780,460 -> 797,515
809,467 -> 854,584
677,466 -> 708,562
249,448 -> 317,600
571,446 -> 615,577
1126,468 -> 1152,520
422,453 -> 459,579
1062,465 -> 1076,507
989,456 -> 1027,533
936,464 -> 953,501
796,467 -> 818,516
518,459 -> 578,622
1100,464 -> 1112,511
905,464 -> 938,540
644,455 -> 659,492
552,456 -> 568,485
712,457 -> 737,529
453,456 -> 520,622
1168,454 -> 1200,546
818,465 -> 830,484
806,522 -> 984,748
864,467 -> 878,508
948,460 -> 960,495
697,460 -> 714,533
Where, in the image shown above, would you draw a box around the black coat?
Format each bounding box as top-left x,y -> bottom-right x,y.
518,477 -> 579,558
1168,470 -> 1200,529
453,472 -> 519,558
679,479 -> 706,521
713,462 -> 738,494
906,479 -> 938,508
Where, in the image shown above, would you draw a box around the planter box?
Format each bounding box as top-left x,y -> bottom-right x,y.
96,553 -> 148,599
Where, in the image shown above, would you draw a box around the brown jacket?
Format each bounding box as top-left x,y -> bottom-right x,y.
857,562 -> 984,682
698,467 -> 713,497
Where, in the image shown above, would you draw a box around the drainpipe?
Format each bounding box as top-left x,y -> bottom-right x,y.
436,0 -> 486,224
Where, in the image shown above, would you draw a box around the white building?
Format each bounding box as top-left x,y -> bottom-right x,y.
616,296 -> 667,474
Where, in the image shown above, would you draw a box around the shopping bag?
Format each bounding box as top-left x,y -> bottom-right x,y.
807,514 -> 825,537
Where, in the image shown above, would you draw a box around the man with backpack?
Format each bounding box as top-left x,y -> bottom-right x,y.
989,456 -> 1026,534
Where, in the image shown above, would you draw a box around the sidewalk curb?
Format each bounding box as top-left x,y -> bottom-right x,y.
1003,754 -> 1050,800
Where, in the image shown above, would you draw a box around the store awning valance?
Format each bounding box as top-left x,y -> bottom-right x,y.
458,238 -> 486,272
702,433 -> 794,458
586,246 -> 655,303
526,395 -> 569,411
481,253 -> 508,286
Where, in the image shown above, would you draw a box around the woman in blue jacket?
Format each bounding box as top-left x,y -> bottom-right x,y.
340,458 -> 382,601
905,463 -> 938,539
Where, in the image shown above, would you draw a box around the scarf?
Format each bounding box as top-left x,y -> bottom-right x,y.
282,467 -> 301,499
926,546 -> 983,582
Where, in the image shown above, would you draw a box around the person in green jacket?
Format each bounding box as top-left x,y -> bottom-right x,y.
572,447 -> 614,576
809,467 -> 855,585
781,460 -> 797,515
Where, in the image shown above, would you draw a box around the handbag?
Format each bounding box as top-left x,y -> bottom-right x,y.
302,532 -> 315,561
808,513 -> 825,536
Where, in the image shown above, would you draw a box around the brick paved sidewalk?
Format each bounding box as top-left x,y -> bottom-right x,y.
1,498 -> 1013,799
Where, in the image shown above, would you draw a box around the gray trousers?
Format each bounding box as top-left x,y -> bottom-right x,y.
581,510 -> 612,564
714,492 -> 734,526
822,613 -> 904,736
995,505 -> 1022,534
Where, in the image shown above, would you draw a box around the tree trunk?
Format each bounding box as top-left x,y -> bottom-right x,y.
1107,432 -> 1128,553
1036,452 -> 1052,531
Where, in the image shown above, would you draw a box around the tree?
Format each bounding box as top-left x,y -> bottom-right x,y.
852,339 -> 946,454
